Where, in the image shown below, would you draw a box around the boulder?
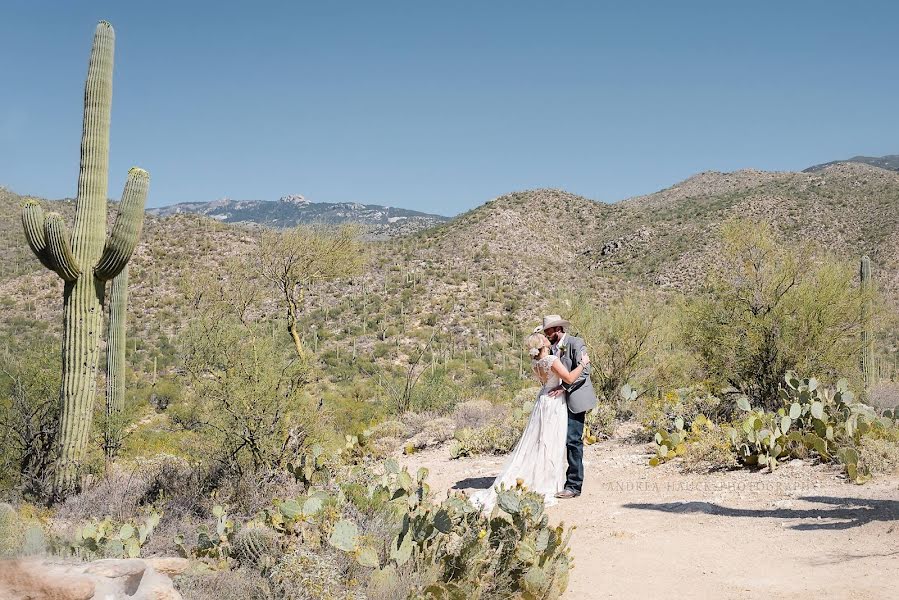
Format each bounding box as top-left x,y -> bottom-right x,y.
0,557 -> 184,600
143,558 -> 188,577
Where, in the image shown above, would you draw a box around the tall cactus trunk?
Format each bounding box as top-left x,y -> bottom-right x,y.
860,255 -> 875,391
20,22 -> 149,498
104,266 -> 128,458
57,276 -> 107,490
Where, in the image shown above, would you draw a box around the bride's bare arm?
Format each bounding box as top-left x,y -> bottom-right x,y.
550,353 -> 590,385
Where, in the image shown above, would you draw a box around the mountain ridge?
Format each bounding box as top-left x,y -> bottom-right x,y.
804,154 -> 899,173
146,196 -> 448,238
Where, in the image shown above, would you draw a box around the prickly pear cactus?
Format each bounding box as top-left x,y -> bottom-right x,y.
20,21 -> 149,496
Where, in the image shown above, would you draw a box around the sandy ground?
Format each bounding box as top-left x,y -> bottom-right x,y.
401,426 -> 899,600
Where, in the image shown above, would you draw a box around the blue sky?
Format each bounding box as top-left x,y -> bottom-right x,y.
1,1 -> 897,215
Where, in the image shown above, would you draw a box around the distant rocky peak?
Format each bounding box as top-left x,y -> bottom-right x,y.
279,194 -> 310,205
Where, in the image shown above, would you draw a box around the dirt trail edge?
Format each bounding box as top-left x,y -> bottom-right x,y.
401,428 -> 899,600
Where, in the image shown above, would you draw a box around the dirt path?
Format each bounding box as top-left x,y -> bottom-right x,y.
401,428 -> 899,600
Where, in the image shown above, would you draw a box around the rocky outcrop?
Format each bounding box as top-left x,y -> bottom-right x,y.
0,557 -> 188,600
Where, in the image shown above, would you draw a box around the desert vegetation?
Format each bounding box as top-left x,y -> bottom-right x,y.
2,18 -> 899,600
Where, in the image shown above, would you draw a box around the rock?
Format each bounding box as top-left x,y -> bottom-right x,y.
83,558 -> 146,578
0,557 -> 183,600
0,560 -> 95,600
132,567 -> 183,600
144,557 -> 189,576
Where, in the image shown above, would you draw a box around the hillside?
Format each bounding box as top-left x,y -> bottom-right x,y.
147,195 -> 448,238
414,162 -> 899,293
3,161 -> 898,384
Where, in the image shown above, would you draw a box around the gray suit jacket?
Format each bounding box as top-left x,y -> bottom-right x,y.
553,334 -> 598,414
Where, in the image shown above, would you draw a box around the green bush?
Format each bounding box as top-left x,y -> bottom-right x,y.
681,221 -> 875,410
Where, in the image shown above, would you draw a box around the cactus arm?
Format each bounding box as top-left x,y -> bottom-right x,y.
44,213 -> 82,282
21,200 -> 59,272
95,167 -> 149,281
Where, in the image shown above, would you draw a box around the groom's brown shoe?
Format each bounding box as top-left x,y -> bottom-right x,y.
555,489 -> 580,499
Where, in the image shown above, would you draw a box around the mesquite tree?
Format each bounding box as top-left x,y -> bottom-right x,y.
258,225 -> 364,358
21,22 -> 148,495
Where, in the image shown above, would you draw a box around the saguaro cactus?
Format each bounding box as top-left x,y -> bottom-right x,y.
104,265 -> 129,458
21,21 -> 148,495
859,255 -> 875,390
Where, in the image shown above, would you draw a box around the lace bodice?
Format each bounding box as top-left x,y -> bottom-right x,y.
534,355 -> 561,392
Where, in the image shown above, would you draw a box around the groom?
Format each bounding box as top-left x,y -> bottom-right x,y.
541,315 -> 597,499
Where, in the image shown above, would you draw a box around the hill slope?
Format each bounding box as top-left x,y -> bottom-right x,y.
2,161 -> 898,384
414,162 -> 899,293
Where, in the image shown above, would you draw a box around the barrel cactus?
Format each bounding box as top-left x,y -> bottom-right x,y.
234,523 -> 279,568
21,21 -> 149,495
859,255 -> 875,389
104,265 -> 129,458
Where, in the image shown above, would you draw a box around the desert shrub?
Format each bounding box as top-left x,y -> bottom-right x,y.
585,402 -> 617,442
146,378 -> 183,412
0,341 -> 60,500
681,221 -> 875,410
407,372 -> 464,414
174,567 -> 275,600
179,295 -> 315,475
681,421 -> 738,472
0,503 -> 46,557
450,422 -> 521,459
368,419 -> 410,441
636,386 -> 723,434
452,399 -> 495,430
859,436 -> 899,475
447,388 -> 547,458
554,292 -> 667,409
405,417 -> 456,451
272,547 -> 362,599
868,382 -> 899,414
57,455 -> 192,522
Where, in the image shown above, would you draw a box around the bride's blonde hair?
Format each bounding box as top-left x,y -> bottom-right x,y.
525,333 -> 549,359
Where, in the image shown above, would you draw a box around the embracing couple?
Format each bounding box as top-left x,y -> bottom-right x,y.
473,315 -> 597,510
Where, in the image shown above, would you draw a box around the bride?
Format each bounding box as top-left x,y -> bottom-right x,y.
471,332 -> 590,510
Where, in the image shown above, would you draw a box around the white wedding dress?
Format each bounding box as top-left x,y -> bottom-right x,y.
471,354 -> 568,510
